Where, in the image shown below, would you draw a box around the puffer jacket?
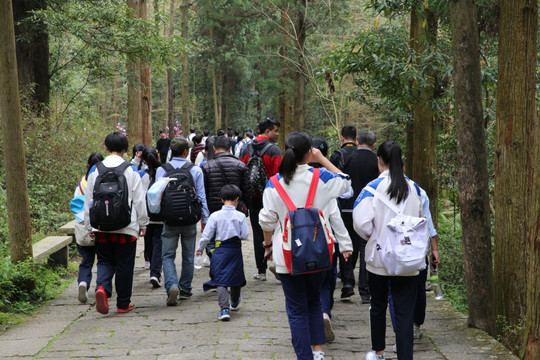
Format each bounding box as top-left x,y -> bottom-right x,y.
202,152 -> 251,213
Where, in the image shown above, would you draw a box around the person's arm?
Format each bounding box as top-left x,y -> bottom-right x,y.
193,167 -> 210,224
327,200 -> 352,260
263,230 -> 273,261
196,216 -> 216,255
352,191 -> 375,240
240,218 -> 249,240
84,166 -> 97,234
311,148 -> 342,174
430,235 -> 440,265
130,169 -> 149,236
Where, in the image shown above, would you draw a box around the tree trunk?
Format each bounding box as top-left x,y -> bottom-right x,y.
0,0 -> 34,262
127,0 -> 143,146
210,29 -> 220,132
112,59 -> 119,127
293,0 -> 306,131
278,6 -> 292,147
167,0 -> 175,138
140,0 -> 153,146
409,5 -> 438,226
495,0 -> 539,355
180,0 -> 190,135
12,0 -> 49,112
449,0 -> 495,335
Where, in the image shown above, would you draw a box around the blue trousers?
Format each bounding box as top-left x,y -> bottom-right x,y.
161,223 -> 197,293
145,224 -> 163,279
95,240 -> 137,309
320,250 -> 339,317
280,272 -> 326,360
77,244 -> 96,286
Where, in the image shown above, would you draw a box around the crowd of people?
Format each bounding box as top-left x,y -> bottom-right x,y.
71,121 -> 440,360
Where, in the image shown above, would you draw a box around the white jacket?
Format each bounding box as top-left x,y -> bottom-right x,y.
259,164 -> 353,274
353,170 -> 423,276
84,154 -> 149,238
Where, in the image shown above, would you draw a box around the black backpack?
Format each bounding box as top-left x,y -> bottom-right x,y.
160,162 -> 202,226
246,142 -> 273,196
90,161 -> 132,231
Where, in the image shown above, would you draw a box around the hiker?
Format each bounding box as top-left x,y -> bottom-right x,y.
195,184 -> 249,321
84,132 -> 149,314
353,140 -> 423,360
156,129 -> 171,164
72,152 -> 104,304
258,131 -> 352,360
131,143 -> 147,172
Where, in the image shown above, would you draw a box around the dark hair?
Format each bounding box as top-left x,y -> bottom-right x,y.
142,147 -> 161,181
219,184 -> 242,201
358,130 -> 376,146
203,129 -> 210,136
131,143 -> 146,169
214,135 -> 230,151
341,125 -> 357,141
227,129 -> 234,138
105,132 -> 129,153
190,127 -> 195,133
193,133 -> 203,145
377,140 -> 408,204
279,131 -> 312,185
245,130 -> 254,139
258,118 -> 280,135
312,137 -> 328,157
217,129 -> 225,136
86,153 -> 104,179
234,129 -> 240,136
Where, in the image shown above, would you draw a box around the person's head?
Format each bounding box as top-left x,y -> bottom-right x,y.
213,135 -> 230,153
227,129 -> 234,138
341,125 -> 357,143
104,132 -> 129,154
279,131 -> 312,185
311,137 -> 328,158
258,118 -> 280,143
234,129 -> 240,136
245,130 -> 254,140
170,136 -> 194,158
193,133 -> 203,145
377,140 -> 408,204
219,184 -> 242,204
217,129 -> 226,136
132,143 -> 146,158
86,152 -> 104,179
159,129 -> 167,139
358,130 -> 376,149
141,147 -> 161,179
190,127 -> 195,133
203,129 -> 210,137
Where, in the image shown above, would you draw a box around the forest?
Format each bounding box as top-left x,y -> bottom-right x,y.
0,0 -> 539,358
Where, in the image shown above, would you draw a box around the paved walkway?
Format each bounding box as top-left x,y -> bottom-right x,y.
0,231 -> 517,359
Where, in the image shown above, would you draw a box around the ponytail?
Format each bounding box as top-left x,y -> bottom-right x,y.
278,131 -> 312,185
85,153 -> 104,180
377,140 -> 408,204
142,147 -> 161,182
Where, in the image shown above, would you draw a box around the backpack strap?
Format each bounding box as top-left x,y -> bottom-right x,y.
270,176 -> 296,212
305,168 -> 320,209
114,161 -> 131,176
252,142 -> 274,158
161,162 -> 175,175
363,185 -> 404,214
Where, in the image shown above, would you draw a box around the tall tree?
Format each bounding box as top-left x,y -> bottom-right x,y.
278,6 -> 292,148
449,0 -> 495,334
140,0 -> 153,146
12,0 -> 49,111
127,0 -> 143,146
167,0 -> 176,138
495,0 -> 539,355
180,0 -> 190,134
293,0 -> 306,131
0,0 -> 34,262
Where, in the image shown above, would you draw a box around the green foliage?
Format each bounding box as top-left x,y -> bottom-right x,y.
496,315 -> 526,354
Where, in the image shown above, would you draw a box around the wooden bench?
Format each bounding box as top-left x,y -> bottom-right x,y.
33,236 -> 73,267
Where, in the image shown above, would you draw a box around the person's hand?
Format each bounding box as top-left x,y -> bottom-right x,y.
342,250 -> 353,261
195,249 -> 202,256
139,228 -> 146,237
310,148 -> 324,163
201,223 -> 206,233
264,247 -> 273,261
431,250 -> 440,265
89,232 -> 95,239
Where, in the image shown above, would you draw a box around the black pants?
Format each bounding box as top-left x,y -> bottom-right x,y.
368,271 -> 417,360
338,212 -> 369,298
249,197 -> 267,274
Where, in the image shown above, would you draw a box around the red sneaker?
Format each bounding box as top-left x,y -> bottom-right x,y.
117,304 -> 133,313
95,286 -> 109,314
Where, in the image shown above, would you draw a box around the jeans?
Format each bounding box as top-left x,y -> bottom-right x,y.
161,223 -> 197,293
249,197 -> 267,274
77,244 -> 96,286
145,224 -> 163,279
280,272 -> 326,360
320,250 -> 338,317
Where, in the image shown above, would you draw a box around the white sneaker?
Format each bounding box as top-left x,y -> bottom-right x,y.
392,344 -> 397,353
78,281 -> 88,303
313,351 -> 325,360
144,260 -> 150,270
323,316 -> 335,342
366,351 -> 385,360
413,325 -> 422,339
150,276 -> 161,288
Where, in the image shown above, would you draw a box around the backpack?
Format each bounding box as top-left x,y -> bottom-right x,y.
160,162 -> 202,226
246,142 -> 273,196
89,161 -> 132,231
363,185 -> 429,275
270,168 -> 335,275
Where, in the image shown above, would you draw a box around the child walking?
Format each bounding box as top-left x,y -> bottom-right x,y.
195,184 -> 248,321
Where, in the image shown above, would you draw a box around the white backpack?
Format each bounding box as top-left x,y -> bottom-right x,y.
364,185 -> 429,275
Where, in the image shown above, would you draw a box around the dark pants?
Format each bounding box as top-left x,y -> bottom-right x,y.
320,250 -> 339,317
95,241 -> 137,309
280,272 -> 326,360
217,286 -> 241,309
249,197 -> 267,274
389,265 -> 428,329
77,244 -> 96,285
145,224 -> 163,279
368,271 -> 417,360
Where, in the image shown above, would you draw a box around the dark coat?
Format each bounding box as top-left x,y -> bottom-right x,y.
202,152 -> 250,213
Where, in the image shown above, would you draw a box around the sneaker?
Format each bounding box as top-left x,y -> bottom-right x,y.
167,287 -> 179,306
179,289 -> 193,300
150,276 -> 161,288
78,281 -> 88,303
323,316 -> 335,342
95,286 -> 109,314
313,351 -> 325,360
252,273 -> 266,281
361,296 -> 371,304
341,287 -> 354,300
392,344 -> 397,353
268,263 -> 280,281
230,296 -> 242,311
117,304 -> 133,313
144,260 -> 150,270
413,325 -> 422,339
218,308 -> 230,321
366,351 -> 385,360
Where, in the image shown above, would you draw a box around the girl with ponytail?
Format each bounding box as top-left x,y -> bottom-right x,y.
259,131 -> 353,360
353,140 -> 424,360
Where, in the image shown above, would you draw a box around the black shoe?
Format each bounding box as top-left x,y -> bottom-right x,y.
179,289 -> 193,300
361,297 -> 370,304
341,287 -> 354,300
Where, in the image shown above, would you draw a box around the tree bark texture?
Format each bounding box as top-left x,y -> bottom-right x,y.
293,0 -> 306,131
495,0 -> 539,357
409,5 -> 438,226
127,0 -> 143,146
167,0 -> 175,138
449,0 -> 495,335
0,0 -> 34,262
140,0 -> 153,146
278,7 -> 292,148
180,0 -> 190,135
12,0 -> 49,111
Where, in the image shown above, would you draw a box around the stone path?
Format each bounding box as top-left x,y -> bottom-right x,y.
0,231 -> 517,359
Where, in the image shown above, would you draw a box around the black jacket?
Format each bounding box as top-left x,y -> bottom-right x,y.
202,152 -> 251,213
